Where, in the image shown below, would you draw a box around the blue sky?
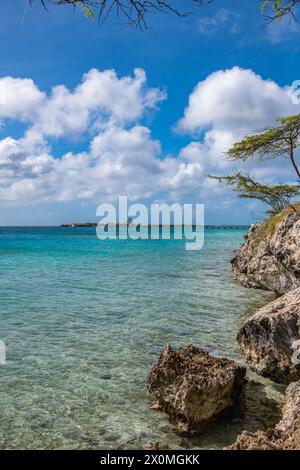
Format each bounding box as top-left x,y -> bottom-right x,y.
0,0 -> 300,225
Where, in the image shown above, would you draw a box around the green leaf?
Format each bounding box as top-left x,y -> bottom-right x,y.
82,5 -> 94,18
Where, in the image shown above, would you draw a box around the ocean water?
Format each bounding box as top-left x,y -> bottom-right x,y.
0,227 -> 283,450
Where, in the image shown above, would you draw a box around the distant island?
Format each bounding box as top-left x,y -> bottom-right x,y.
60,223 -> 249,229
60,223 -> 97,227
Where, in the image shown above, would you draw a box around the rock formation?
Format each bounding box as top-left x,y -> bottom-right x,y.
146,344 -> 246,436
238,287 -> 300,384
227,380 -> 300,450
232,210 -> 300,295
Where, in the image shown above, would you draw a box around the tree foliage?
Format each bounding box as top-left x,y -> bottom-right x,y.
211,115 -> 300,215
210,172 -> 300,215
228,115 -> 300,181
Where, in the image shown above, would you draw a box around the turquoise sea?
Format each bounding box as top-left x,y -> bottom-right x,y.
0,227 -> 283,450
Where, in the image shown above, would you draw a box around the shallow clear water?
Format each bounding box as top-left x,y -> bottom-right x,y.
0,227 -> 282,450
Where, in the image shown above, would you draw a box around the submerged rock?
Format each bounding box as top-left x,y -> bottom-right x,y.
146,344 -> 246,436
237,379 -> 283,431
232,210 -> 300,294
227,380 -> 300,450
238,288 -> 300,384
143,442 -> 169,450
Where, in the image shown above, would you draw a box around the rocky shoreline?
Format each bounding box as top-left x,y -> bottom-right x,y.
231,210 -> 300,294
238,288 -> 300,384
147,208 -> 300,450
146,345 -> 246,436
226,380 -> 300,450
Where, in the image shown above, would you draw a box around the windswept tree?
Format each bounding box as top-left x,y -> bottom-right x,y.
29,0 -> 300,28
211,115 -> 300,215
228,115 -> 300,181
211,172 -> 300,216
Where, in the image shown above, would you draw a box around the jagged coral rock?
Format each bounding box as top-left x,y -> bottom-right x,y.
227,380 -> 300,450
146,344 -> 246,436
238,288 -> 300,384
232,211 -> 300,294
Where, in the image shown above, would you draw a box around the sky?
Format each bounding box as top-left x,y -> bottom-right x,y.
0,0 -> 300,225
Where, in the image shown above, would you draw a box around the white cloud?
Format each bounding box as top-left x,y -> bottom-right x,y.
174,67 -> 300,204
0,77 -> 45,122
177,67 -> 297,136
197,9 -> 239,35
0,126 -> 162,203
0,66 -> 299,217
175,66 -> 300,189
0,68 -> 167,204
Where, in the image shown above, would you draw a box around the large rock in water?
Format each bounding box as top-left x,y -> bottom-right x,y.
227,380 -> 300,450
146,345 -> 246,436
238,288 -> 300,384
232,210 -> 300,294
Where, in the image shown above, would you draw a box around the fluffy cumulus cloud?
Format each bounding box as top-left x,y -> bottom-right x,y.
0,66 -> 299,219
177,67 -> 296,135
0,126 -> 162,204
0,77 -> 45,122
176,67 -> 300,179
34,68 -> 164,138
